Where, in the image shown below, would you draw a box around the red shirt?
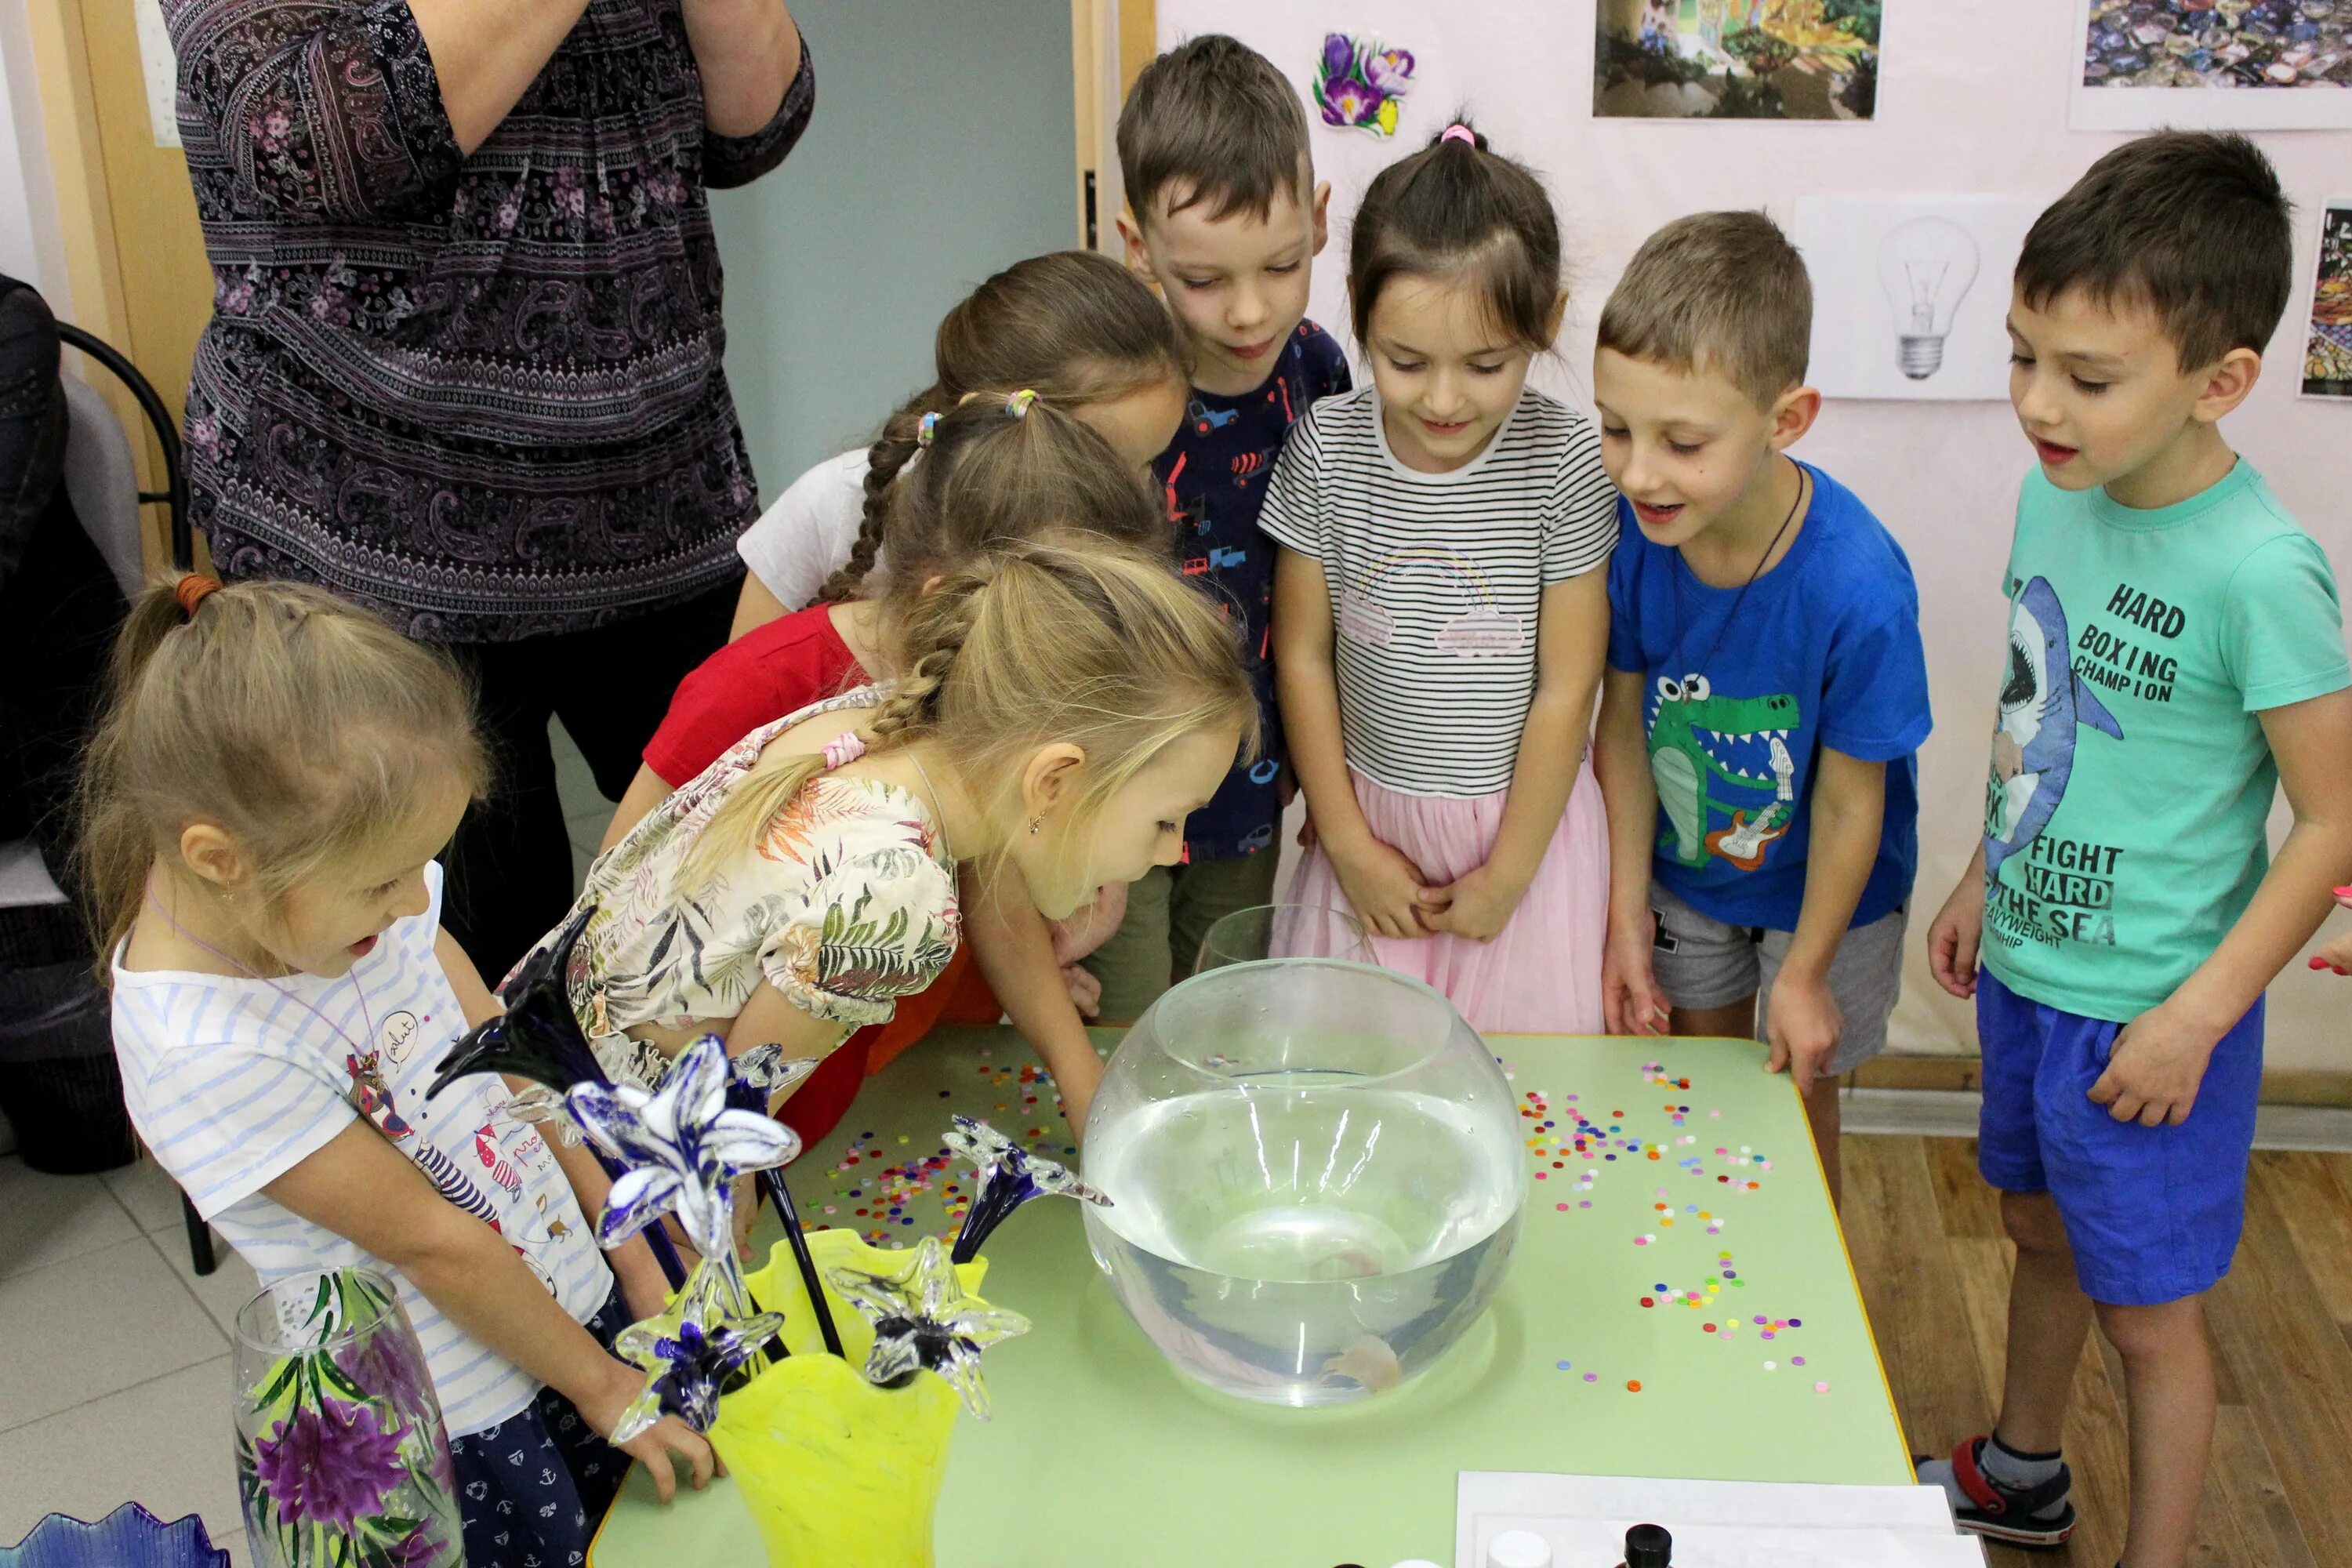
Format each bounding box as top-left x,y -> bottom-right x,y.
641,604 -> 868,785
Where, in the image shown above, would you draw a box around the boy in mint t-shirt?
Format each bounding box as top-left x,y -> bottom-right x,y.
1922,134 -> 2352,1566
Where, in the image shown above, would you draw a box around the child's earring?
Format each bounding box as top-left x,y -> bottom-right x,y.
1029,818 -> 1044,836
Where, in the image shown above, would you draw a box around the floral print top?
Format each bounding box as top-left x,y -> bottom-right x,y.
528,687 -> 961,1087
165,0 -> 815,641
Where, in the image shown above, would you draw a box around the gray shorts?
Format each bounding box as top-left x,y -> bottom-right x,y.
1647,883 -> 1907,1076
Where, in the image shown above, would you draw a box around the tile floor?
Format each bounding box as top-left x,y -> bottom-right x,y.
0,721 -> 615,1559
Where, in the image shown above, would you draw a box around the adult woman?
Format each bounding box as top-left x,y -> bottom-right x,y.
168,0 -> 812,976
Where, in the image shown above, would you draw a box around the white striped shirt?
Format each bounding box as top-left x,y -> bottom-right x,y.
111,864 -> 610,1436
1258,387 -> 1618,797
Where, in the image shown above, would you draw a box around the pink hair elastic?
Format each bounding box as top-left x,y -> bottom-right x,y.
822,731 -> 867,771
1440,124 -> 1476,147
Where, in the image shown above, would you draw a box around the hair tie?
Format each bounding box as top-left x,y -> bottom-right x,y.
821,731 -> 867,771
174,573 -> 223,619
1440,123 -> 1476,147
1004,389 -> 1037,419
916,412 -> 940,448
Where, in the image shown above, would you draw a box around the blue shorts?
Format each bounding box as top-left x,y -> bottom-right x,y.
1974,970 -> 2262,1307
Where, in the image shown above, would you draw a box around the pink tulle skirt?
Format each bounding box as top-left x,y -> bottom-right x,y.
1278,763 -> 1609,1035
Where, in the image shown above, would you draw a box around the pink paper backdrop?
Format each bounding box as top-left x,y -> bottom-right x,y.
1163,0 -> 2352,1065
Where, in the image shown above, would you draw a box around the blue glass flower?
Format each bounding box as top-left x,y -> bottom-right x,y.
944,1114 -> 1109,1264
611,1261 -> 786,1440
568,1036 -> 802,1259
426,907 -> 603,1102
722,1043 -> 820,1116
826,1236 -> 1031,1420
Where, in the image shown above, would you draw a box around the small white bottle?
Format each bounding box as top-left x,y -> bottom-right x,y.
1485,1530 -> 1553,1568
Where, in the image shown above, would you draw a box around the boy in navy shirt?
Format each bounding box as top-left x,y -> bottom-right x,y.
1592,213 -> 1932,1204
1083,34 -> 1350,1019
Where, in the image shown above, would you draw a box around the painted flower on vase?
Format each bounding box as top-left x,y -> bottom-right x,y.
1314,34 -> 1416,136
250,1399 -> 408,1529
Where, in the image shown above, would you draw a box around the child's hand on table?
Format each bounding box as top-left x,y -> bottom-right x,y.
578,1359 -> 719,1503
1602,920 -> 1671,1036
2090,999 -> 2221,1127
1327,834 -> 1443,940
1765,970 -> 1842,1096
1419,863 -> 1526,942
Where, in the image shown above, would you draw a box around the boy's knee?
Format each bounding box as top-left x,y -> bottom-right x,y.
1999,1189 -> 2071,1255
2093,1294 -> 2205,1363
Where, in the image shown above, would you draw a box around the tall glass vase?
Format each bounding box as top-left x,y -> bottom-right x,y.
231,1269 -> 463,1568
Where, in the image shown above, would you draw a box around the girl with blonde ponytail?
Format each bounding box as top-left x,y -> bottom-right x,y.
86,578 -> 717,1564
521,540 -> 1254,1139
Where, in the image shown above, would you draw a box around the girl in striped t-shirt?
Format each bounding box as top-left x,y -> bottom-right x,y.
1264,122 -> 1617,1032
89,579 -> 713,1566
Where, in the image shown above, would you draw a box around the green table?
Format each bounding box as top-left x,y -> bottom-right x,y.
590,1029 -> 1909,1568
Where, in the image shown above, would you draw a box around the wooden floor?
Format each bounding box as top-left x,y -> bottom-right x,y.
1843,1137 -> 2352,1568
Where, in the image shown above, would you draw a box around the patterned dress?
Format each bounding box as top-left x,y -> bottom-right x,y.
165,0 -> 815,640
524,688 -> 964,1087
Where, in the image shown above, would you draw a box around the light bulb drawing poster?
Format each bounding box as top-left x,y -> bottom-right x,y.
2071,0 -> 2352,130
2302,198 -> 2352,400
1792,196 -> 2042,401
1592,0 -> 1882,120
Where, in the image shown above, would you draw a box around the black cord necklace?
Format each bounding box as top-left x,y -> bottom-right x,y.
1665,459 -> 1809,692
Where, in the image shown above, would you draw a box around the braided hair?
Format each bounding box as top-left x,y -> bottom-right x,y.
680,541 -> 1258,897
817,250 -> 1185,606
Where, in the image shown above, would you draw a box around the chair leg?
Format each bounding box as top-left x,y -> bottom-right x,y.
182,1190 -> 217,1276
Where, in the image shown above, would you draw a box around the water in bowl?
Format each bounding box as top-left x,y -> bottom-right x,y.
1083,1083 -> 1522,1406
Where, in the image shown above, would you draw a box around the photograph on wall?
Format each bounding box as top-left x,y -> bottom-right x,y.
1792,195 -> 2042,401
1592,0 -> 1881,121
2303,198 -> 2352,399
2071,0 -> 2352,130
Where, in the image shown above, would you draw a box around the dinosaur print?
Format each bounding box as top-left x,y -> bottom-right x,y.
1646,676 -> 1803,870
1984,575 -> 2122,880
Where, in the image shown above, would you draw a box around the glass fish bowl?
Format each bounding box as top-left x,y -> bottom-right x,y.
1082,959 -> 1525,1406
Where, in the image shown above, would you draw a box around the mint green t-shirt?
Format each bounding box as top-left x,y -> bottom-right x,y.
1979,459 -> 2349,1022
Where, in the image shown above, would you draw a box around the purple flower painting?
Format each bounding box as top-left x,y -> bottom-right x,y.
1314,34 -> 1416,137
251,1399 -> 407,1529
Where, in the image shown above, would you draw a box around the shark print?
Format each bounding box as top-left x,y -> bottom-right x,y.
1984,575 -> 2123,880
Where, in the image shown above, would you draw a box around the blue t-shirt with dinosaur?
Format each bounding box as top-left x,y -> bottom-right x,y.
1606,463 -> 1931,932
1979,459 -> 2349,1022
1159,319 -> 1351,861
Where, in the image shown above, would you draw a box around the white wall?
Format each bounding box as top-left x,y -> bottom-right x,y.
0,2 -> 65,303
1165,0 -> 2352,1069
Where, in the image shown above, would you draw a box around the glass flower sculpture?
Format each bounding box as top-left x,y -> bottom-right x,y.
943,1114 -> 1109,1264
611,1264 -> 787,1441
827,1236 -> 1032,1420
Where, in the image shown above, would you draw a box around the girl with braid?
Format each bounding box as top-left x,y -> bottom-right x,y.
728,249 -> 1189,635
526,538 -> 1256,1134
602,394 -> 1175,1138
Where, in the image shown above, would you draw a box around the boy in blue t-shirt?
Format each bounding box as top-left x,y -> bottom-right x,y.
1919,135 -> 2352,1563
1592,212 -> 1932,1207
1077,34 -> 1350,1020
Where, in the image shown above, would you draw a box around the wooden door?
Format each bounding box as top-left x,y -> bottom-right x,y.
1070,0 -> 1154,249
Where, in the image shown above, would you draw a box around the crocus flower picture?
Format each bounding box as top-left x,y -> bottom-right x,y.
1315,33 -> 1416,137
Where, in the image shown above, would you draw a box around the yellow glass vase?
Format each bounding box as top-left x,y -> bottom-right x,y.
708,1231 -> 989,1568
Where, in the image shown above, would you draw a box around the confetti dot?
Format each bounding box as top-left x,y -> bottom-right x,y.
1626,1380 -> 1642,1392
1703,1323 -> 1716,1333
1584,1373 -> 1598,1383
1791,1356 -> 1806,1367
1555,1359 -> 1573,1371
1763,1360 -> 1777,1371
1814,1381 -> 1830,1393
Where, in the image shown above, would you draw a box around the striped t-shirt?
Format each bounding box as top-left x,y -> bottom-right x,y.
111,864 -> 611,1436
1258,387 -> 1618,797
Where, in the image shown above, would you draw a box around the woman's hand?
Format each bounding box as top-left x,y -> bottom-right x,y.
575,1359 -> 719,1503
1327,834 -> 1441,941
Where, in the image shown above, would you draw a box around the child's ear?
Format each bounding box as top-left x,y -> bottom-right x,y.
1310,181 -> 1333,256
2192,346 -> 2263,425
1019,743 -> 1090,822
177,822 -> 249,894
1539,288 -> 1569,350
1115,207 -> 1158,285
1768,384 -> 1822,451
